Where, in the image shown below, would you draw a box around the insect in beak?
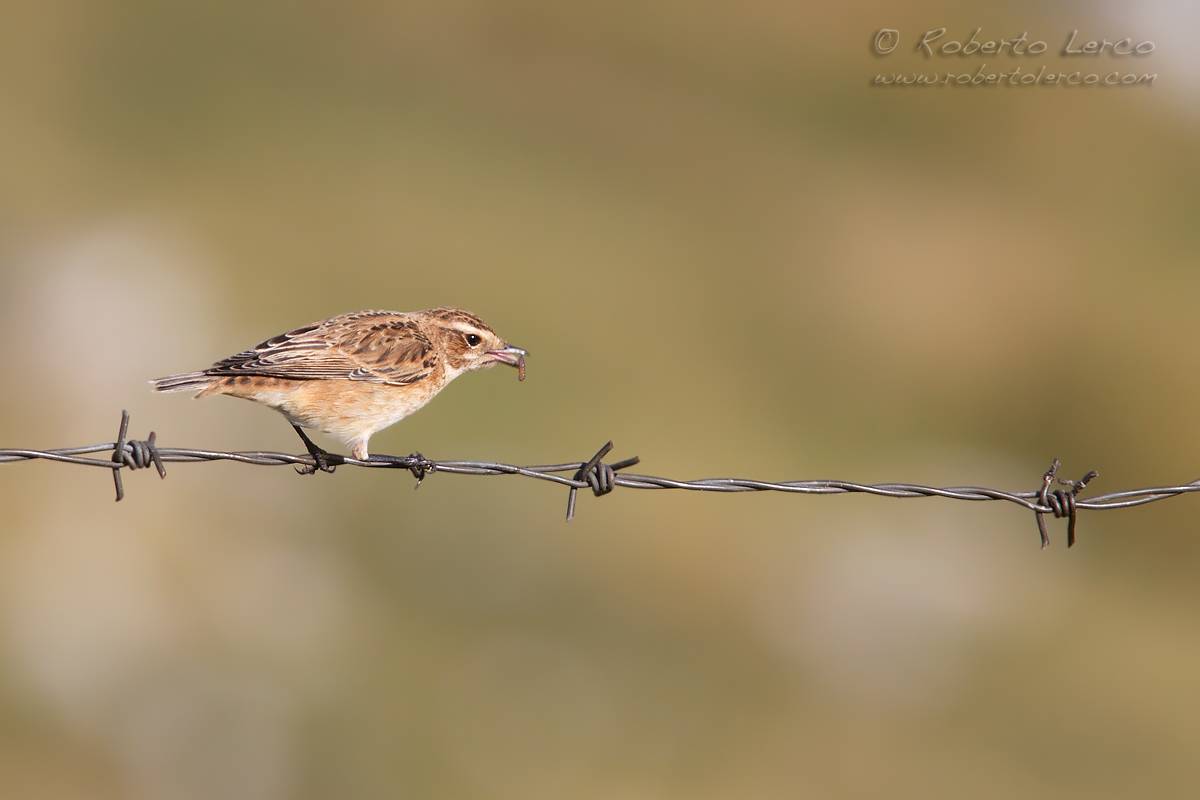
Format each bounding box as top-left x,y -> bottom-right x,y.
487,345 -> 528,381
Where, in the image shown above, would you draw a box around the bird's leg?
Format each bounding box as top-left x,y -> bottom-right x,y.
292,425 -> 339,474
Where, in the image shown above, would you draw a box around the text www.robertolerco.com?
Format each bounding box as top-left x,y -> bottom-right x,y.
872,28 -> 1156,87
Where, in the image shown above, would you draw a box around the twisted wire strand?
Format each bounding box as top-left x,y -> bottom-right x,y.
3,411 -> 1198,547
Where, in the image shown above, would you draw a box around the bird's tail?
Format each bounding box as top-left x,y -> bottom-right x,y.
151,371 -> 218,395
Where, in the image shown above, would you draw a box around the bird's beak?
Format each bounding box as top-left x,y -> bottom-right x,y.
487,344 -> 527,366
487,344 -> 528,380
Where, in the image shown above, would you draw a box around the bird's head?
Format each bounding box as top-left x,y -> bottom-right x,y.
426,308 -> 527,380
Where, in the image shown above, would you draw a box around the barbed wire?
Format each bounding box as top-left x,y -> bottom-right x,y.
3,411 -> 1198,549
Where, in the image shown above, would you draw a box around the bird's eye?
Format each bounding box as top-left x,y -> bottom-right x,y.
466,333 -> 482,347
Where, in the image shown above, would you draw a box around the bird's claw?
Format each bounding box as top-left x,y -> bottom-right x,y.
295,452 -> 336,475
292,425 -> 337,475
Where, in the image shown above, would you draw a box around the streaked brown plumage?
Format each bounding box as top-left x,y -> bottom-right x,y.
153,308 -> 526,469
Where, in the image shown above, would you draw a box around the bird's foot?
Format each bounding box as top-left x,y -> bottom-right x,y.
292,425 -> 339,475
296,451 -> 336,475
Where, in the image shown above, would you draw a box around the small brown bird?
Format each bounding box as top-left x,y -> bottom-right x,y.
153,308 -> 526,472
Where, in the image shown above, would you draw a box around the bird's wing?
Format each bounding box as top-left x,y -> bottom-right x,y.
205,311 -> 437,385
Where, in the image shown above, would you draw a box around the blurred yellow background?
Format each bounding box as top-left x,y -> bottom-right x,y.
2,2 -> 1198,798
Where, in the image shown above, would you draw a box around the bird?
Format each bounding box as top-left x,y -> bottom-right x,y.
152,308 -> 526,473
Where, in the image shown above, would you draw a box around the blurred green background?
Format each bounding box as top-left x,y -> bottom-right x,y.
2,2 -> 1198,798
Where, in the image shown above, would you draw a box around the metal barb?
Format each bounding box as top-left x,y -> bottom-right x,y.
1035,461 -> 1099,548
1057,470 -> 1100,547
408,453 -> 434,489
111,410 -> 131,501
1034,459 -> 1060,549
565,441 -> 640,521
110,411 -> 167,501
360,452 -> 436,488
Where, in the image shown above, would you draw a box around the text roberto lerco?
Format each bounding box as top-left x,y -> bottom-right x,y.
871,28 -> 1156,87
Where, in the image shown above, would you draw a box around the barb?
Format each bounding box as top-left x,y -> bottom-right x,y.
565,441 -> 641,521
1034,460 -> 1100,549
3,411 -> 1198,548
109,410 -> 166,501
